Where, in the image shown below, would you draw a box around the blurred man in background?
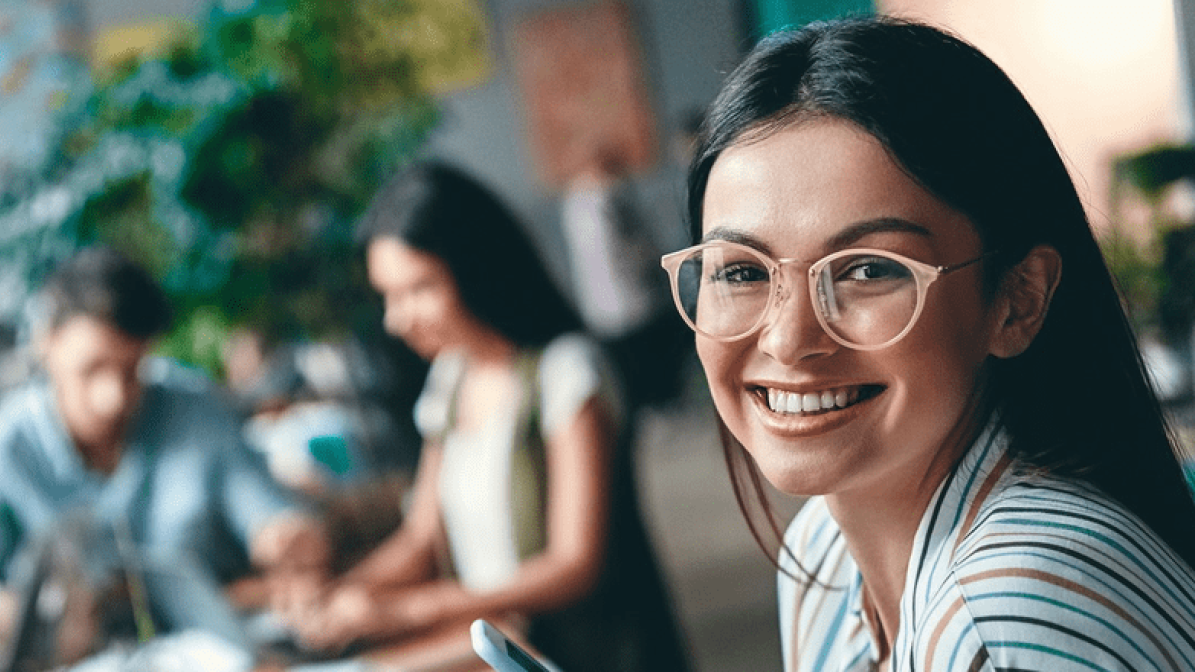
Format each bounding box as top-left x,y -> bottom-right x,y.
0,246 -> 329,665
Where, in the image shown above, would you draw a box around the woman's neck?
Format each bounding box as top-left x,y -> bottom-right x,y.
451,329 -> 520,433
825,479 -> 935,655
458,324 -> 517,367
824,410 -> 987,657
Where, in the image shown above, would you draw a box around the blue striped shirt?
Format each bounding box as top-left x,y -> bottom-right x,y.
778,423 -> 1195,671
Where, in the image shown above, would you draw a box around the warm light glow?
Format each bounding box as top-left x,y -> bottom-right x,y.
91,20 -> 187,70
879,0 -> 1182,240
1034,2 -> 1168,72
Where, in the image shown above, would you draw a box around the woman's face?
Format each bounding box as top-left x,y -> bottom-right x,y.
367,237 -> 487,360
698,118 -> 1003,500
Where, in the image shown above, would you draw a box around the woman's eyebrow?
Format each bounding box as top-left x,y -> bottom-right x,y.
700,227 -> 772,253
700,218 -> 932,254
825,218 -> 933,249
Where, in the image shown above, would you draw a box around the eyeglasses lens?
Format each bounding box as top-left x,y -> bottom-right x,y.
816,253 -> 919,347
673,246 -> 922,347
676,245 -> 771,339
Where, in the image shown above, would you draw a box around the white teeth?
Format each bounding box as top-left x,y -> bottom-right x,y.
802,393 -> 819,412
785,393 -> 801,414
765,386 -> 866,415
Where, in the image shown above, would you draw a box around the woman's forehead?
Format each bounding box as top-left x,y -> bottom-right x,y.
367,237 -> 448,287
702,118 -> 978,256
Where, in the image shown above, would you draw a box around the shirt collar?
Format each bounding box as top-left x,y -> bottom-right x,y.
897,417 -> 1015,649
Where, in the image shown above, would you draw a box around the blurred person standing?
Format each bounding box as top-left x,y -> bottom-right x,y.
287,161 -> 690,672
0,246 -> 329,660
560,145 -> 689,412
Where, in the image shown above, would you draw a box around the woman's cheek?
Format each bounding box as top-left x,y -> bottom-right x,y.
696,339 -> 749,425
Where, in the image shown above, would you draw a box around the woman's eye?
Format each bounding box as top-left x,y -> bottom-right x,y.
712,263 -> 769,285
837,257 -> 909,282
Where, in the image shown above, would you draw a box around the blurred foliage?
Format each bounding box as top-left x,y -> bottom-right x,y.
1114,144 -> 1195,203
1100,228 -> 1165,336
0,0 -> 485,376
1105,143 -> 1195,344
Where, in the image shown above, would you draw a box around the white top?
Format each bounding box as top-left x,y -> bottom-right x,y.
413,333 -> 616,592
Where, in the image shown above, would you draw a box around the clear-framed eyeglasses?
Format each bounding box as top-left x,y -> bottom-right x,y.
660,241 -> 991,350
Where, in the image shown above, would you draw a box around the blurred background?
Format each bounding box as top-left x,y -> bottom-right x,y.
2,0 -> 1195,669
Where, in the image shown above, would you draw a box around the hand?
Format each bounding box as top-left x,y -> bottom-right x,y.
381,581 -> 465,633
291,582 -> 383,652
290,581 -> 466,652
253,513 -> 334,623
252,512 -> 331,572
268,568 -> 329,627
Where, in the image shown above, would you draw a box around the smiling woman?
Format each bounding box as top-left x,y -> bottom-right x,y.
667,15 -> 1195,672
694,117 -> 1004,504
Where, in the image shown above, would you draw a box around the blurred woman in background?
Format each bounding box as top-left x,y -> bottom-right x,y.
289,161 -> 689,671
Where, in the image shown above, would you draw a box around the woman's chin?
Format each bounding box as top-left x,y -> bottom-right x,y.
744,441 -> 849,498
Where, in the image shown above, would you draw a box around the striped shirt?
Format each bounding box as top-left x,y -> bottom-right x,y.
778,423 -> 1195,672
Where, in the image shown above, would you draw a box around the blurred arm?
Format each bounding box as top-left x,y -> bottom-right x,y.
364,396 -> 615,633
337,440 -> 444,587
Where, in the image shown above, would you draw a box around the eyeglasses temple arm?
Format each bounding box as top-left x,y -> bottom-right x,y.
937,250 -> 999,275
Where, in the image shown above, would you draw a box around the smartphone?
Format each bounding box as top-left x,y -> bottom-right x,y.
470,619 -> 559,672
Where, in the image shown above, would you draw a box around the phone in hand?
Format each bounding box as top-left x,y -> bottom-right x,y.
470,619 -> 560,672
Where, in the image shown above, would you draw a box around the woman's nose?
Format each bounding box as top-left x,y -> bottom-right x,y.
756,274 -> 839,364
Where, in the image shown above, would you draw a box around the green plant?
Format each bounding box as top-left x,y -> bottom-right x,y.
1100,228 -> 1164,336
1105,143 -> 1195,345
0,0 -> 481,376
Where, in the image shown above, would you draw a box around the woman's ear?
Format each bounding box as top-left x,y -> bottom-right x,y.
989,245 -> 1062,359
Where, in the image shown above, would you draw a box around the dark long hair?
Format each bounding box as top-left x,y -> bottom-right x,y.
688,16 -> 1195,570
356,160 -> 582,349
